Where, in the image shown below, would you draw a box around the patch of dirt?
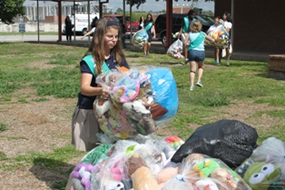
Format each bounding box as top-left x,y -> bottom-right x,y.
24,60 -> 57,70
208,100 -> 284,130
0,97 -> 76,158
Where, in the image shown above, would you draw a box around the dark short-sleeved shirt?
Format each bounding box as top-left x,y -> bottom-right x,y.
77,52 -> 129,109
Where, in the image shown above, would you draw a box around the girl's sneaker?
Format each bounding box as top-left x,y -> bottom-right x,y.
190,86 -> 195,91
215,60 -> 220,65
196,81 -> 203,87
226,61 -> 230,66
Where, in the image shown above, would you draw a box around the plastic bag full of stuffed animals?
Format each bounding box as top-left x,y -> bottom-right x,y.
166,39 -> 184,59
93,66 -> 179,139
235,137 -> 285,190
160,153 -> 252,190
205,25 -> 230,48
132,29 -> 149,47
66,135 -> 182,190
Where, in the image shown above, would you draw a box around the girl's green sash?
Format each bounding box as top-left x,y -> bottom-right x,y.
82,55 -> 110,76
144,22 -> 153,31
188,31 -> 205,50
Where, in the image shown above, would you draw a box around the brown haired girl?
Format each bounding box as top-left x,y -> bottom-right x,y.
71,17 -> 129,151
143,13 -> 156,56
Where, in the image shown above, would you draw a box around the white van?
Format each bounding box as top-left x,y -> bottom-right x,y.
63,13 -> 99,35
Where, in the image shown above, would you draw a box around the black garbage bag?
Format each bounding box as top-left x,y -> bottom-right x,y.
171,119 -> 258,169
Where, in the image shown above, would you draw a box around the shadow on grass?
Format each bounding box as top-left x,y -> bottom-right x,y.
125,54 -> 141,58
29,157 -> 76,190
255,72 -> 268,78
228,62 -> 267,67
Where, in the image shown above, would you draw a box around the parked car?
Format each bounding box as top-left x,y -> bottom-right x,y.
102,14 -> 140,37
154,13 -> 214,44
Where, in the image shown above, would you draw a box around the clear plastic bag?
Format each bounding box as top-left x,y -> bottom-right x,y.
65,144 -> 113,190
95,138 -> 168,190
166,39 -> 184,59
169,153 -> 251,190
235,137 -> 285,190
205,25 -> 230,48
132,29 -> 149,47
93,66 -> 179,140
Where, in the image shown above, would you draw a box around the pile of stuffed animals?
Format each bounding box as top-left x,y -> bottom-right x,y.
66,135 -> 285,190
132,29 -> 149,47
166,39 -> 184,59
93,66 -> 179,140
205,25 -> 230,48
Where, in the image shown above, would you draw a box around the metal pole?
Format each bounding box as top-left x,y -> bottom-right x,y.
166,0 -> 172,48
88,0 -> 91,42
123,0 -> 125,24
231,0 -> 234,48
58,1 -> 62,42
73,0 -> 76,41
130,3 -> 132,37
37,0 -> 39,42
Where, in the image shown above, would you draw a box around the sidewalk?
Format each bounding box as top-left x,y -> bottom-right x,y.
37,40 -> 270,62
0,34 -> 270,62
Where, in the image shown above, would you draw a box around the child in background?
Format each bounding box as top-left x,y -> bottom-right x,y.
185,20 -> 214,91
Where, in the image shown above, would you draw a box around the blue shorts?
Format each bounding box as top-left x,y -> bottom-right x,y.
188,50 -> 205,62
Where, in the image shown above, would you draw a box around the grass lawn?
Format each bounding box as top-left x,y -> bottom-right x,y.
0,42 -> 284,189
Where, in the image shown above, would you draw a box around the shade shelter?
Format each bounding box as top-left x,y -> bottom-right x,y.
30,0 -> 109,42
28,0 -> 181,48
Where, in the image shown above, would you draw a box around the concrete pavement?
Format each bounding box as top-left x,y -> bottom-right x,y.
0,34 -> 270,62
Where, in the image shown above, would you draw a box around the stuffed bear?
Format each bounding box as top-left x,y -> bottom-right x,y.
126,154 -> 159,190
210,167 -> 248,190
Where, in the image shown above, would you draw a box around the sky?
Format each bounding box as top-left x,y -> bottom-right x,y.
24,0 -> 214,12
111,0 -> 214,12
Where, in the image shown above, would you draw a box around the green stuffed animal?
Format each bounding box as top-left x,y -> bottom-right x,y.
243,162 -> 280,190
193,158 -> 220,178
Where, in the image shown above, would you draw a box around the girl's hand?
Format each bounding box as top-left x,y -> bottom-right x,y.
101,87 -> 110,99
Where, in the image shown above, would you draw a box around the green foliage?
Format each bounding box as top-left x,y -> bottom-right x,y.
0,124 -> 8,132
0,0 -> 25,24
126,0 -> 146,9
0,152 -> 7,161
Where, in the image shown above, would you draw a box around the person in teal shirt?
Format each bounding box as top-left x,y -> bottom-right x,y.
185,20 -> 214,91
178,9 -> 196,64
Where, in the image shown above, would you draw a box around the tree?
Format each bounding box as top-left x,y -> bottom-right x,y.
116,8 -> 123,13
0,0 -> 25,24
126,0 -> 146,9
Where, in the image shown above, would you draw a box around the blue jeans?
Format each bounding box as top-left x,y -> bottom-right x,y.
188,50 -> 205,62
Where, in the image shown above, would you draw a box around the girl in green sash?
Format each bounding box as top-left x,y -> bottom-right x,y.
71,17 -> 129,151
186,20 -> 214,91
143,13 -> 156,56
178,10 -> 196,63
